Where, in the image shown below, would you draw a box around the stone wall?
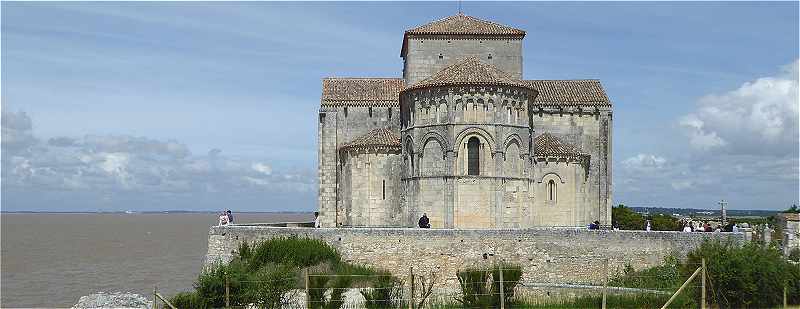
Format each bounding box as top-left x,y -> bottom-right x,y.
318,105 -> 400,227
403,37 -> 523,84
207,226 -> 745,289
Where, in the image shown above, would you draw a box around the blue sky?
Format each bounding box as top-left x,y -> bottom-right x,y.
2,2 -> 798,212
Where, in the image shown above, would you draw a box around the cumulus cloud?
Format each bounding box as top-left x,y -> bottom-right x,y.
622,154 -> 667,171
1,111 -> 315,210
679,59 -> 799,156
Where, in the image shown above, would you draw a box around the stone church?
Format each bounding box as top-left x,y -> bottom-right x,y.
318,13 -> 612,228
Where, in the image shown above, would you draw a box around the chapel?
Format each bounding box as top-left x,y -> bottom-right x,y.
318,13 -> 612,228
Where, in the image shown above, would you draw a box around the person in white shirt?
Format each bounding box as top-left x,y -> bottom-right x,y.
683,225 -> 692,232
218,212 -> 229,226
314,211 -> 321,228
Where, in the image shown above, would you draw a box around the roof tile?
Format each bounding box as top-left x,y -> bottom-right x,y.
340,127 -> 401,151
406,13 -> 525,36
525,80 -> 611,106
321,78 -> 404,106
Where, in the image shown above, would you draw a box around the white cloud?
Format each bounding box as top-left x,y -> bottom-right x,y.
622,154 -> 667,171
679,59 -> 799,156
251,163 -> 272,175
1,111 -> 315,197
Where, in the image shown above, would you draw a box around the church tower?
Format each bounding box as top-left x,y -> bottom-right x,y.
401,13 -> 525,84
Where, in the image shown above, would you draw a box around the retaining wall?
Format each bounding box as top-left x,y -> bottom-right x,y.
206,226 -> 745,289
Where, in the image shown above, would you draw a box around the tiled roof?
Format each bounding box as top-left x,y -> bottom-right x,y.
405,13 -> 526,36
340,127 -> 401,151
321,78 -> 404,107
525,80 -> 611,106
404,57 -> 533,92
534,133 -> 589,159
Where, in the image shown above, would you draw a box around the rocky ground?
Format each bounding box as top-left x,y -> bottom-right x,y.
72,292 -> 152,309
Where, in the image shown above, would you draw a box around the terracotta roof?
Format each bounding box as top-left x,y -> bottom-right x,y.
404,57 -> 533,92
534,133 -> 589,159
321,78 -> 404,106
525,80 -> 611,106
402,13 -> 525,57
340,127 -> 401,151
405,13 -> 525,36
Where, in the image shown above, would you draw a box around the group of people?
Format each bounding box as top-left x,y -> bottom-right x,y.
217,210 -> 234,226
680,219 -> 741,233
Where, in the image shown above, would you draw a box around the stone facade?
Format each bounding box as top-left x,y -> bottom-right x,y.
207,226 -> 746,289
318,13 -> 613,228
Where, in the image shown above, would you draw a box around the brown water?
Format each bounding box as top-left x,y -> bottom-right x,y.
1,212 -> 310,308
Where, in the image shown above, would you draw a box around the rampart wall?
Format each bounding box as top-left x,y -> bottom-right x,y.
206,226 -> 745,289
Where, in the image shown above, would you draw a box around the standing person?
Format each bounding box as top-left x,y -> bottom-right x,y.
218,212 -> 229,226
645,220 -> 651,232
418,213 -> 430,228
314,212 -> 321,228
226,210 -> 234,224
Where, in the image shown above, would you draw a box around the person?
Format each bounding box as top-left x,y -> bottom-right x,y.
683,225 -> 692,232
732,223 -> 739,233
645,220 -> 651,232
218,212 -> 229,226
418,213 -> 430,228
588,220 -> 599,230
314,211 -> 321,228
226,210 -> 234,224
704,222 -> 712,232
612,221 -> 620,231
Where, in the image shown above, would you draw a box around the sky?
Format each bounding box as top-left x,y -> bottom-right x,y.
1,1 -> 798,212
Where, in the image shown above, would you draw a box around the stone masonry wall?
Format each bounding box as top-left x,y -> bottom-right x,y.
207,226 -> 745,290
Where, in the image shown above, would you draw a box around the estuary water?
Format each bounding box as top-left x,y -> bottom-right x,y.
1,212 -> 310,308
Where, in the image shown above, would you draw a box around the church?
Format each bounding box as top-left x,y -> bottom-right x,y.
317,13 -> 612,228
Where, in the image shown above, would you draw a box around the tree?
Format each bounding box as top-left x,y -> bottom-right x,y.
651,214 -> 681,231
612,204 -> 645,230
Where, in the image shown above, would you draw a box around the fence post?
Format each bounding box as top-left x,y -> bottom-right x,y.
498,262 -> 505,309
602,259 -> 608,309
225,271 -> 230,309
305,268 -> 310,309
409,266 -> 415,309
701,258 -> 706,309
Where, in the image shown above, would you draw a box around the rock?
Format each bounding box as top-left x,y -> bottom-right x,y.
72,292 -> 152,309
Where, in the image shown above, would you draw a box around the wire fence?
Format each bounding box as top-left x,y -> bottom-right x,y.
156,257 -> 769,309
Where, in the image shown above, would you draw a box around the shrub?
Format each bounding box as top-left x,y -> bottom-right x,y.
361,272 -> 404,309
455,263 -> 523,308
169,291 -> 206,309
246,236 -> 340,270
789,247 -> 800,262
685,239 -> 800,308
609,255 -> 682,291
244,263 -> 299,308
194,260 -> 251,307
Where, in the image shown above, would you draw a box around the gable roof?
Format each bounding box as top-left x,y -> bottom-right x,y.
402,13 -> 525,56
404,57 -> 533,92
340,127 -> 401,151
321,78 -> 404,107
525,80 -> 611,107
534,133 -> 589,160
405,13 -> 526,36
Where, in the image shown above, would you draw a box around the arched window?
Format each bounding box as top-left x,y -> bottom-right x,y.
548,180 -> 557,202
467,137 -> 480,176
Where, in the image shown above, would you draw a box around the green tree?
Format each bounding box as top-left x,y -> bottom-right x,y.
612,204 -> 645,230
650,214 -> 681,231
